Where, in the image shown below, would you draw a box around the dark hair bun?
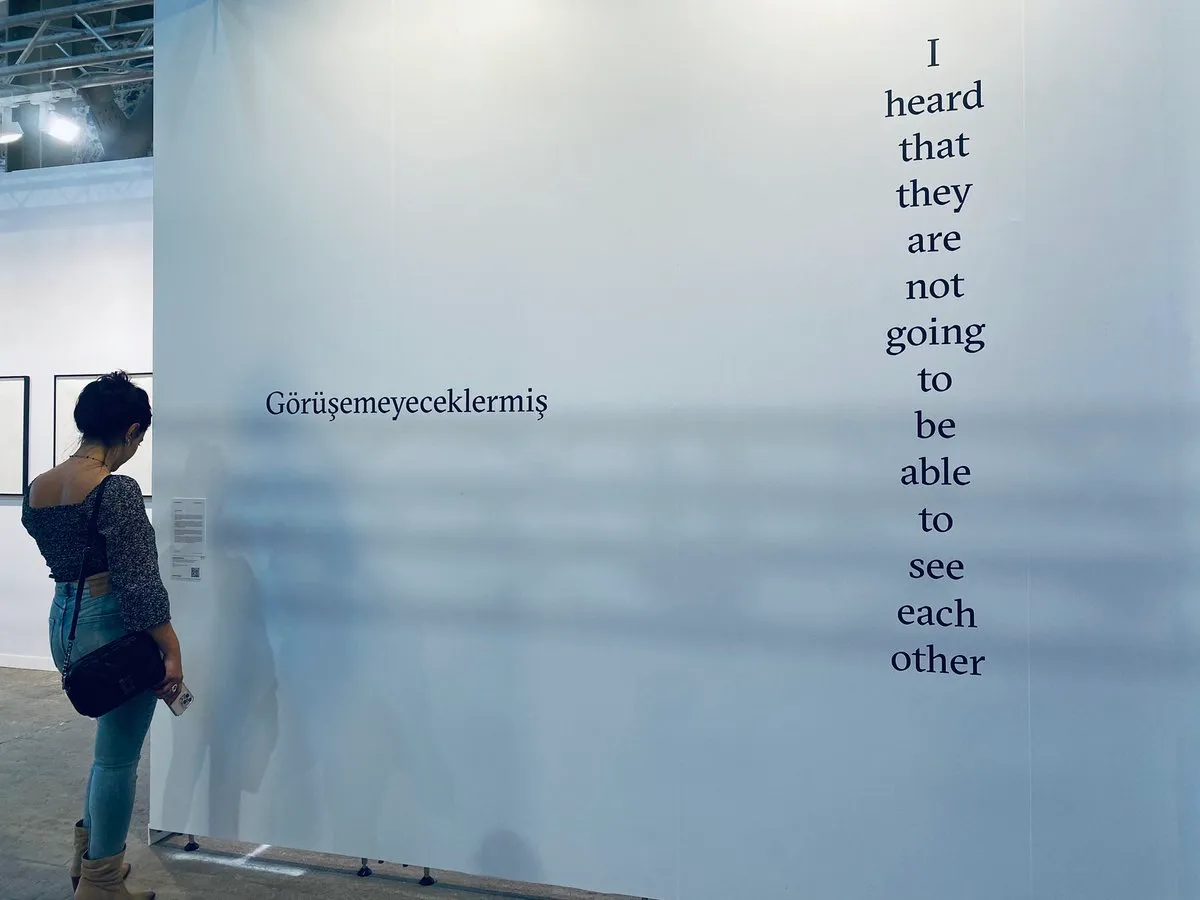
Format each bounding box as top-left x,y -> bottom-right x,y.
74,370 -> 152,446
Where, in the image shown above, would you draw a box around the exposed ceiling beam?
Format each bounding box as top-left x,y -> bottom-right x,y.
0,69 -> 152,104
0,44 -> 152,80
0,19 -> 153,55
68,69 -> 153,91
0,0 -> 152,30
0,21 -> 46,85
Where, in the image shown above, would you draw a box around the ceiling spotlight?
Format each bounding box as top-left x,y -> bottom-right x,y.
0,108 -> 22,145
42,109 -> 81,144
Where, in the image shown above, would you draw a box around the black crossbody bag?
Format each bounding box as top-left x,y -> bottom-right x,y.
61,475 -> 166,719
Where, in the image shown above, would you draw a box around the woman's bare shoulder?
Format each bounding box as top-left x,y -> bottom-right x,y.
26,464 -> 108,508
26,466 -> 67,506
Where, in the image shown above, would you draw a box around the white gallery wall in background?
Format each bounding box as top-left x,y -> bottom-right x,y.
0,157 -> 153,671
152,2 -> 1200,899
54,373 -> 154,497
0,377 -> 29,497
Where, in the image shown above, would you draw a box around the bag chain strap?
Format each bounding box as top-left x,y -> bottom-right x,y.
62,475 -> 110,687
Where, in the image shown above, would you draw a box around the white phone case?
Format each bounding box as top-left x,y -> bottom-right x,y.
169,683 -> 194,716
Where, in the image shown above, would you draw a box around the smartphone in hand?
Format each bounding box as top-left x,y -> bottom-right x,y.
169,682 -> 194,716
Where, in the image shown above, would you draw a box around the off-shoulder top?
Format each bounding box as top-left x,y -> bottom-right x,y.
21,474 -> 171,634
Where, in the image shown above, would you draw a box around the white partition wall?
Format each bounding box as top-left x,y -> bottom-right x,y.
151,2 -> 1200,898
0,158 -> 154,671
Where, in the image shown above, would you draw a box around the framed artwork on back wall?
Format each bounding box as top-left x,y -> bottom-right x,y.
54,373 -> 153,498
0,376 -> 31,497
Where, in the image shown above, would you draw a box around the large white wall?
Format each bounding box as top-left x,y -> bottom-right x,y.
0,157 -> 153,670
151,2 -> 1200,899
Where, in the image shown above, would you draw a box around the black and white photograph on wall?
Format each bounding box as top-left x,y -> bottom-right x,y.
0,376 -> 30,497
54,372 -> 153,497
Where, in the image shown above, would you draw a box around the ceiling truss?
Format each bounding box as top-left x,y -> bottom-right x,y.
0,0 -> 154,106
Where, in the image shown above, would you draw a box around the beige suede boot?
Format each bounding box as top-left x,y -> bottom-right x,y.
74,849 -> 154,900
71,822 -> 131,891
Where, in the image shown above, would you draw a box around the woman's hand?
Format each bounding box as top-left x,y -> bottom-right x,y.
155,651 -> 184,702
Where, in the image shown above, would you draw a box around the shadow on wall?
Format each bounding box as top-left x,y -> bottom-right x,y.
154,394 -> 1198,895
249,407 -> 448,858
159,371 -> 454,859
200,404 -> 1192,672
162,442 -> 279,835
474,829 -> 544,885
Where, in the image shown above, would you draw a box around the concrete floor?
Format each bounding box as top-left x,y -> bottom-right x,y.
0,668 -> 637,900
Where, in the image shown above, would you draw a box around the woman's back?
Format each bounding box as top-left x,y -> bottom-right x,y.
27,459 -> 110,509
23,372 -> 171,632
23,466 -> 118,585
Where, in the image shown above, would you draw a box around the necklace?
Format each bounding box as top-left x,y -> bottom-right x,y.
70,452 -> 109,468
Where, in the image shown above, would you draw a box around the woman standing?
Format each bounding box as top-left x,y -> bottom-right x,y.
22,371 -> 184,900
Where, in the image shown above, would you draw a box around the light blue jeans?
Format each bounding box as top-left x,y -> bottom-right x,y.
49,583 -> 156,861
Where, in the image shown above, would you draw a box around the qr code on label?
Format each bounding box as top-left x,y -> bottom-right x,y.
191,568 -> 200,578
